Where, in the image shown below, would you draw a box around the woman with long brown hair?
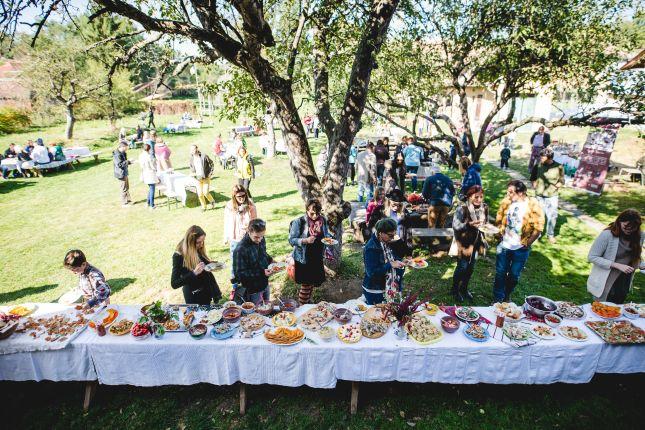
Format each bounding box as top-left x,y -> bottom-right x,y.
171,225 -> 222,305
587,209 -> 643,304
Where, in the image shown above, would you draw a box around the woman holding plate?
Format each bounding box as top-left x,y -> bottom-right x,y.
587,209 -> 643,304
288,199 -> 331,305
171,225 -> 222,305
362,218 -> 406,304
451,185 -> 489,302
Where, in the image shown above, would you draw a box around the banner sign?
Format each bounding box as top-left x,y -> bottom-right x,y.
571,125 -> 619,195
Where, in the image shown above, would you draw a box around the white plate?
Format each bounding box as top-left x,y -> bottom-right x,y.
530,324 -> 557,340
204,262 -> 225,272
345,299 -> 368,315
558,326 -> 588,342
321,238 -> 338,246
58,289 -> 83,305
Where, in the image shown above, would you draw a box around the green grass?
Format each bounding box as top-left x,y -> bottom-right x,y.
1,116 -> 644,428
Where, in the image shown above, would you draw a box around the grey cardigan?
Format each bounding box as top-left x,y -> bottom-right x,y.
587,230 -> 643,297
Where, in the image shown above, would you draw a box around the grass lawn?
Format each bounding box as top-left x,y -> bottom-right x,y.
1,116 -> 644,429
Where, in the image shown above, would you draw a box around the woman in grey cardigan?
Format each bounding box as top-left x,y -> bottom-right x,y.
587,209 -> 643,304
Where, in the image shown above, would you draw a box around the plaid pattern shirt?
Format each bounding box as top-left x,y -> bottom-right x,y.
79,264 -> 111,307
232,234 -> 272,294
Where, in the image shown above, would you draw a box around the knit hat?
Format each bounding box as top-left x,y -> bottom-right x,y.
375,218 -> 397,233
466,185 -> 483,197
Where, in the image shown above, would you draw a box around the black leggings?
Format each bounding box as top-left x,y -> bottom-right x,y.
606,272 -> 631,304
349,163 -> 355,182
453,255 -> 477,290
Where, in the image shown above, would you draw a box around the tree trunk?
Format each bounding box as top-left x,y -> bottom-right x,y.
65,104 -> 76,140
264,102 -> 277,158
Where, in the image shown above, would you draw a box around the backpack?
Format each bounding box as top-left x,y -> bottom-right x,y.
204,155 -> 214,177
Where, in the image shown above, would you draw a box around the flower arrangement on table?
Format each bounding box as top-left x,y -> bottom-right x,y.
383,293 -> 424,327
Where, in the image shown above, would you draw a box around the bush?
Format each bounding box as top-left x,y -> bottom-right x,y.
0,107 -> 31,135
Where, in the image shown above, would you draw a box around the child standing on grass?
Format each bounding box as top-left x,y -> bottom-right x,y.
63,250 -> 111,308
500,144 -> 511,170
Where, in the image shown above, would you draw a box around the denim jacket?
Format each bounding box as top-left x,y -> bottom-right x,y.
362,234 -> 401,292
288,215 -> 330,264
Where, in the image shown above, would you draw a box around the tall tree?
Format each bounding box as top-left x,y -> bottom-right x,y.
367,0 -> 644,163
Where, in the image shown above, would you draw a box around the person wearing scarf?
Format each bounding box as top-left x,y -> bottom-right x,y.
362,218 -> 405,304
451,185 -> 489,302
288,199 -> 331,304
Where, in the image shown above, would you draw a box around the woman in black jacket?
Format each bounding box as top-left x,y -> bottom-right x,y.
171,225 -> 222,305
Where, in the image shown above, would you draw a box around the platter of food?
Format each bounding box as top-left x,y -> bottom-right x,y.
205,308 -> 223,324
463,324 -> 490,342
590,302 -> 622,320
264,327 -> 305,345
478,224 -> 500,235
240,313 -> 267,333
204,261 -> 226,272
16,309 -> 92,343
404,257 -> 428,269
424,303 -> 439,316
584,320 -> 644,344
131,322 -> 151,340
210,323 -> 237,340
622,304 -> 640,319
555,302 -> 586,320
345,299 -> 368,315
108,319 -> 134,336
337,323 -> 362,343
404,314 -> 442,345
558,325 -> 588,342
183,310 -> 196,327
455,306 -> 480,322
272,311 -> 296,327
297,302 -> 335,331
267,262 -> 288,275
8,304 -> 38,317
503,324 -> 532,342
360,317 -> 389,339
318,326 -> 334,342
493,302 -> 523,322
162,318 -> 182,331
530,324 -> 557,340
321,237 -> 338,246
89,307 -> 119,330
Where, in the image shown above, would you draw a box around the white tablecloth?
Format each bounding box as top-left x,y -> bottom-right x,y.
158,171 -> 199,205
63,147 -> 92,158
80,304 -> 644,388
1,303 -> 642,386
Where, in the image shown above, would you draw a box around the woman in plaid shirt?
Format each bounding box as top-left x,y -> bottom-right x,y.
64,250 -> 111,308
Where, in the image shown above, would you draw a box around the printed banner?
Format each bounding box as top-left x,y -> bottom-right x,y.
571,125 -> 619,195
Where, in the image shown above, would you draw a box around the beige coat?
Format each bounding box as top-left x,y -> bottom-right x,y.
587,229 -> 643,297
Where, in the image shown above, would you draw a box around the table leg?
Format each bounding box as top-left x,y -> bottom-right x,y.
83,380 -> 98,412
239,383 -> 247,415
350,381 -> 359,414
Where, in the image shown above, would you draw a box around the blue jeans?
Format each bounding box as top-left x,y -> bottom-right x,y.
1,166 -> 9,179
229,240 -> 239,293
357,182 -> 374,203
248,285 -> 270,304
493,246 -> 530,302
147,184 -> 155,207
406,165 -> 419,191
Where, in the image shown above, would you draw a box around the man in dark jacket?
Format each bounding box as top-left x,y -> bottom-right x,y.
232,219 -> 274,303
374,139 -> 389,186
362,218 -> 405,304
113,141 -> 132,207
421,172 -> 455,228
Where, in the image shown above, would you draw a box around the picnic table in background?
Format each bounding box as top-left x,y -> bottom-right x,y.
157,170 -> 200,206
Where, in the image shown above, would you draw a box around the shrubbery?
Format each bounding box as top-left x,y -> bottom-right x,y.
0,107 -> 31,135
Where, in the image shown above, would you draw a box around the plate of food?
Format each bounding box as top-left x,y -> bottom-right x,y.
321,237 -> 338,246
493,302 -> 523,322
555,302 -> 586,320
503,324 -> 532,342
240,313 -> 267,333
89,307 -> 119,330
297,302 -> 335,331
345,299 -> 368,315
455,306 -> 480,322
318,326 -> 334,342
337,323 -> 362,344
182,310 -> 196,327
360,317 -> 389,339
558,325 -> 588,342
264,326 -> 305,345
8,304 -> 38,317
204,261 -> 225,272
210,323 -> 237,340
267,262 -> 288,275
131,322 -> 151,340
424,303 -> 439,316
206,309 -> 223,324
108,319 -> 134,336
404,314 -> 443,345
584,320 -> 644,344
463,324 -> 490,342
272,311 -> 296,327
478,224 -> 500,235
404,257 -> 428,269
162,318 -> 182,332
590,302 -> 622,320
531,324 -> 557,340
622,304 -> 640,320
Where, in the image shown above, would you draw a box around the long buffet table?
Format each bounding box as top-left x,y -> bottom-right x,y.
1,303 -> 643,412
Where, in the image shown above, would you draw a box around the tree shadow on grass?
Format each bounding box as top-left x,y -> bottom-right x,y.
254,190 -> 298,204
0,284 -> 58,304
0,180 -> 37,194
107,278 -> 136,295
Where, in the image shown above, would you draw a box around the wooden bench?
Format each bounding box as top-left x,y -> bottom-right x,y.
409,227 -> 454,238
